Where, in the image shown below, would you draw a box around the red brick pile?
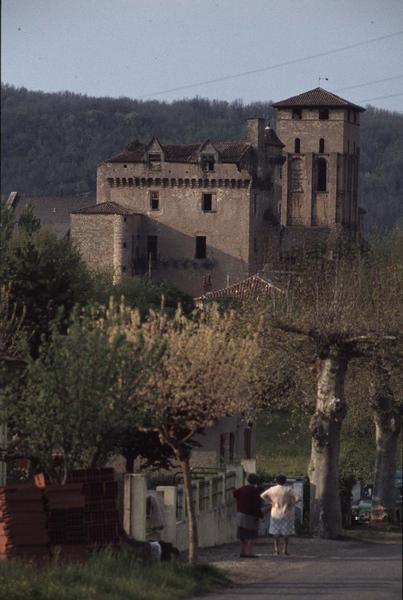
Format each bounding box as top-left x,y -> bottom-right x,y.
0,486 -> 49,561
46,484 -> 86,545
0,469 -> 120,562
68,468 -> 120,545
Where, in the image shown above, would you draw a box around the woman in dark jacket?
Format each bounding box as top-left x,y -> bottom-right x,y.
233,473 -> 262,558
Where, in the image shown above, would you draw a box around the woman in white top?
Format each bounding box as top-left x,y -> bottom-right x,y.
260,474 -> 297,556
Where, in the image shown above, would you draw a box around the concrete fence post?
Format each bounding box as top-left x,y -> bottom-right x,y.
157,485 -> 177,546
125,474 -> 147,541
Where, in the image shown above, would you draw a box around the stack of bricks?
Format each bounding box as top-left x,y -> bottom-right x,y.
68,469 -> 120,545
0,486 -> 49,561
46,484 -> 86,545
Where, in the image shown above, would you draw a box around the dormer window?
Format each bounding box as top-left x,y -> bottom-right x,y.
148,152 -> 162,170
319,109 -> 329,120
201,154 -> 215,172
292,109 -> 302,120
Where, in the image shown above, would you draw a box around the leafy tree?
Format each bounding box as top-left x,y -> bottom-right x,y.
0,224 -> 93,353
124,306 -> 258,562
250,234 -> 402,538
93,274 -> 194,318
5,304 -> 145,483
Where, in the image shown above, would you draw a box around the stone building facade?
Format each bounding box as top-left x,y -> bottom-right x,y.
272,87 -> 365,254
71,87 -> 364,295
71,117 -> 284,296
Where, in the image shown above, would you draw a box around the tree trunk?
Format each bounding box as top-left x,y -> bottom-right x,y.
308,346 -> 348,538
370,377 -> 401,523
179,455 -> 199,563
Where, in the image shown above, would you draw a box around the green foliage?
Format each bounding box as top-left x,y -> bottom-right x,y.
0,551 -> 228,600
0,225 -> 93,352
5,305 -> 146,482
93,274 -> 194,318
17,202 -> 41,234
1,84 -> 402,230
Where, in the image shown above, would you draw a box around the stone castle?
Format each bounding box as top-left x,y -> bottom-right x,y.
71,87 -> 365,297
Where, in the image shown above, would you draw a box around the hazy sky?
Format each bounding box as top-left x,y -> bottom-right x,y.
2,0 -> 403,112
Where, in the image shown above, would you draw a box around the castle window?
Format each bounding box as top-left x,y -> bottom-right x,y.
253,193 -> 257,215
294,138 -> 301,153
201,154 -> 215,172
147,235 -> 158,260
195,236 -> 206,259
353,112 -> 357,124
317,158 -> 327,191
347,110 -> 351,122
319,138 -> 325,153
148,152 -> 161,170
202,193 -> 213,212
319,108 -> 329,120
292,108 -> 302,120
150,191 -> 159,210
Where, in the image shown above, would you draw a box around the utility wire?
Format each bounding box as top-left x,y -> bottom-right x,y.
335,74 -> 403,92
357,91 -> 403,103
139,30 -> 403,99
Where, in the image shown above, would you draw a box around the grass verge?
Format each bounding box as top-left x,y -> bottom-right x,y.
0,550 -> 229,600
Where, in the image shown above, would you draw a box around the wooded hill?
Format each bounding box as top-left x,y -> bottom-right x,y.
2,83 -> 402,232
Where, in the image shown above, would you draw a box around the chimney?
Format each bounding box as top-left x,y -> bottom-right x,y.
245,117 -> 265,151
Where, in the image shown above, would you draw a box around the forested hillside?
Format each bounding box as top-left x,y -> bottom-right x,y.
2,83 -> 402,231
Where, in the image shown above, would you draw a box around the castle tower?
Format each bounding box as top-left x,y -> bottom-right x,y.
272,88 -> 365,238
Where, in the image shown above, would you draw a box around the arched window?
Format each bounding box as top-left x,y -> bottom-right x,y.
319,138 -> 325,153
294,138 -> 301,153
317,158 -> 327,191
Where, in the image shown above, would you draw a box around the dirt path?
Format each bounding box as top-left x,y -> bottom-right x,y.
191,532 -> 402,600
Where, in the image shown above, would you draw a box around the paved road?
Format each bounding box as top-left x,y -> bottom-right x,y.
192,534 -> 402,600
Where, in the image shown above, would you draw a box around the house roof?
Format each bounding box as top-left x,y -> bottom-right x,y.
194,274 -> 282,303
107,140 -> 253,165
71,201 -> 136,215
11,194 -> 95,238
272,87 -> 365,112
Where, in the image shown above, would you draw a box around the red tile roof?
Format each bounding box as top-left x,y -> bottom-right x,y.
71,201 -> 136,215
272,87 -> 365,111
194,274 -> 282,303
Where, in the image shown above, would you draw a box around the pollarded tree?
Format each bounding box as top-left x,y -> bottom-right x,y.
369,351 -> 402,523
253,232 -> 402,538
125,306 -> 258,563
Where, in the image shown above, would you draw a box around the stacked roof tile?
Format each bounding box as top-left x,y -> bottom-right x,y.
0,486 -> 49,561
195,274 -> 282,303
107,140 -> 253,164
272,87 -> 365,111
71,201 -> 136,215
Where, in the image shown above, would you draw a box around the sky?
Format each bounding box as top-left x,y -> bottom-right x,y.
2,0 -> 403,112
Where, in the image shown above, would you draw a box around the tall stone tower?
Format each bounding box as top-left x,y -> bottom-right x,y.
272,88 -> 365,248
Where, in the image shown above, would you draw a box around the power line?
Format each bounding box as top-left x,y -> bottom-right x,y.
357,91 -> 403,103
139,30 -> 403,99
335,74 -> 403,92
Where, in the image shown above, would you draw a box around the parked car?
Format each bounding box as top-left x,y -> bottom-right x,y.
352,472 -> 403,523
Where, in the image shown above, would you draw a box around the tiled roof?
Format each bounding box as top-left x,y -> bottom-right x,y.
71,201 -> 135,215
272,87 -> 365,111
107,140 -> 252,164
12,195 -> 95,238
194,274 -> 282,303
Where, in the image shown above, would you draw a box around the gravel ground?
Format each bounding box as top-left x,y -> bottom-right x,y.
190,532 -> 402,600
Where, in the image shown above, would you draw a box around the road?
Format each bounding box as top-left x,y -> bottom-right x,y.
192,533 -> 402,600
